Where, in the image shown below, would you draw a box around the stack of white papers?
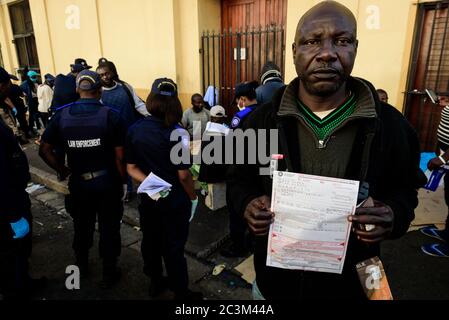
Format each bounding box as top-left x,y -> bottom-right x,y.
204,122 -> 230,136
137,172 -> 172,201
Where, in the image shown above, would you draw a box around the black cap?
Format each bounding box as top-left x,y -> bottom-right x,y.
71,58 -> 92,73
98,57 -> 108,65
235,81 -> 258,99
44,73 -> 55,82
0,67 -> 12,83
76,70 -> 102,90
260,62 -> 282,84
151,78 -> 177,97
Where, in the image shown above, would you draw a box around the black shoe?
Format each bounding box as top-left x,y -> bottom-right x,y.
220,243 -> 248,258
175,289 -> 203,301
27,276 -> 48,294
57,172 -> 66,182
75,257 -> 89,278
149,276 -> 169,297
78,263 -> 89,279
124,193 -> 132,203
100,267 -> 122,289
16,135 -> 29,145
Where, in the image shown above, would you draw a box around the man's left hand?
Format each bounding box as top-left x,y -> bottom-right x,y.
348,200 -> 394,244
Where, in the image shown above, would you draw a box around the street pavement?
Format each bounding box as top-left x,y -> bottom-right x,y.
22,141 -> 449,300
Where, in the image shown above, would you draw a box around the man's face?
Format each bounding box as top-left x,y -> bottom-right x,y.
237,96 -> 254,109
439,96 -> 449,107
292,13 -> 358,97
211,116 -> 225,124
192,96 -> 204,112
0,80 -> 11,100
378,92 -> 388,103
97,67 -> 114,87
237,96 -> 247,109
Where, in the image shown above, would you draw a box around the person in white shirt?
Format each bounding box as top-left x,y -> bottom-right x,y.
37,74 -> 55,128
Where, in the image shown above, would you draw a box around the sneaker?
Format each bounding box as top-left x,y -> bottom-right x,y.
420,226 -> 447,242
100,267 -> 122,289
175,289 -> 203,301
220,243 -> 248,258
421,243 -> 449,257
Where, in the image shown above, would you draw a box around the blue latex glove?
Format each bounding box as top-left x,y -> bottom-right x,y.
12,107 -> 17,117
10,217 -> 30,239
190,198 -> 198,222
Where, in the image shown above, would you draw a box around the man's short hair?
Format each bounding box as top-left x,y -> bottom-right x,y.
376,89 -> 387,95
191,93 -> 203,102
235,81 -> 259,100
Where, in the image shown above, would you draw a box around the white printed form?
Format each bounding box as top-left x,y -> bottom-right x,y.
267,171 -> 359,274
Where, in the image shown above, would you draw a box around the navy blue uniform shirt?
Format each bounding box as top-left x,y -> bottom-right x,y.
41,98 -> 126,174
126,116 -> 191,188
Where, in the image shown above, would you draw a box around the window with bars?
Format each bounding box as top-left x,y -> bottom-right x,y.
8,0 -> 40,70
424,4 -> 449,95
404,1 -> 449,151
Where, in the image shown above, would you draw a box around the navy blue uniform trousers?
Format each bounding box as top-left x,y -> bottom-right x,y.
66,175 -> 123,267
0,211 -> 32,298
139,189 -> 191,295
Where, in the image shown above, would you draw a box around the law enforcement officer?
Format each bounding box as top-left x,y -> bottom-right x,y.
126,78 -> 202,300
39,70 -> 127,289
221,81 -> 260,258
0,67 -> 46,299
48,59 -> 92,182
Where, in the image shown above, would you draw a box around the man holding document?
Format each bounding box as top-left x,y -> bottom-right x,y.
227,1 -> 423,300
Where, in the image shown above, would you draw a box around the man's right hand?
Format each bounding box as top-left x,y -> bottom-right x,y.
244,196 -> 274,236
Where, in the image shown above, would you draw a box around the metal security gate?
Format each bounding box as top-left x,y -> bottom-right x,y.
201,25 -> 285,115
405,1 -> 449,151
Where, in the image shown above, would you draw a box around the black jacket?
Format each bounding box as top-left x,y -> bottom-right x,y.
50,73 -> 79,112
0,118 -> 31,241
227,77 -> 423,300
